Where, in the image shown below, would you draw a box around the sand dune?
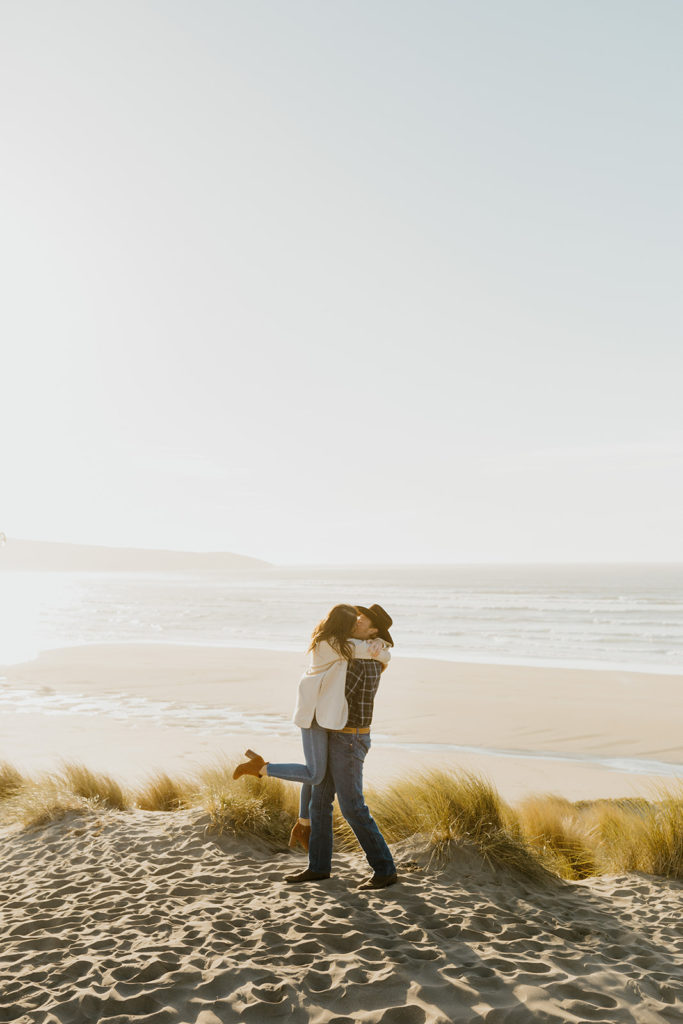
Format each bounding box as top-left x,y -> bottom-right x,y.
1,810 -> 681,1024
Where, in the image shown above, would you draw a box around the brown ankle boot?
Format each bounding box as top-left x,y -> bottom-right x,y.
288,821 -> 311,852
232,751 -> 267,780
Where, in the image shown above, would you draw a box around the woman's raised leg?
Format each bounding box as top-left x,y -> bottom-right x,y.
264,721 -> 328,788
264,724 -> 328,851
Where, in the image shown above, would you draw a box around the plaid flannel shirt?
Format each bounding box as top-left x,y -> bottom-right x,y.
344,658 -> 383,728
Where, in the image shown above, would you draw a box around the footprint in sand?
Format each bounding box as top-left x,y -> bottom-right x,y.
304,968 -> 334,992
378,1006 -> 427,1023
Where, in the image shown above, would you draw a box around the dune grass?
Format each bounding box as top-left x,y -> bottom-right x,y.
514,794 -> 599,879
339,769 -> 549,880
0,760 -> 680,881
514,785 -> 683,880
206,772 -> 299,843
641,788 -> 683,878
59,763 -> 129,811
0,761 -> 25,800
135,772 -> 198,812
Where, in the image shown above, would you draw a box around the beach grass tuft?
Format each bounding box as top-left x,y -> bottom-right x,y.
636,785 -> 683,879
514,795 -> 598,879
342,769 -> 549,879
59,762 -> 129,811
5,774 -> 84,829
0,760 -> 681,880
134,772 -> 196,812
199,759 -> 298,842
0,761 -> 26,800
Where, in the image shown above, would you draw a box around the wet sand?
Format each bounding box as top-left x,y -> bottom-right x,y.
1,643 -> 681,800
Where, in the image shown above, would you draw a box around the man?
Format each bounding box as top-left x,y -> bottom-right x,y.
285,604 -> 398,890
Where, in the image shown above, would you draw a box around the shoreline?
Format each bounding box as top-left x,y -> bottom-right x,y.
1,642 -> 681,801
1,673 -> 682,781
2,636 -> 682,678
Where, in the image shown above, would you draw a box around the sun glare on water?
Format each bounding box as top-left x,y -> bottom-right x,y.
0,571 -> 80,664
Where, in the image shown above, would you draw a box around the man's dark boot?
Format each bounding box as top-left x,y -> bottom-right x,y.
284,868 -> 331,884
358,872 -> 398,890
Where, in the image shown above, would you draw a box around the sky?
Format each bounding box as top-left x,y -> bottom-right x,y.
1,1 -> 682,564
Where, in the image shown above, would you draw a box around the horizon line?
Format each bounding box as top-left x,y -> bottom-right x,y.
1,538 -> 682,569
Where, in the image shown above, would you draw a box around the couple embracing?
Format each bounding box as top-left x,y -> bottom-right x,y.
233,603 -> 398,890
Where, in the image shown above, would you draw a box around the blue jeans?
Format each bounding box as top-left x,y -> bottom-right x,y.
308,730 -> 395,876
264,720 -> 328,819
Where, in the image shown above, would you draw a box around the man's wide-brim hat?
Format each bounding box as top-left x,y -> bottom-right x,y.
356,604 -> 393,646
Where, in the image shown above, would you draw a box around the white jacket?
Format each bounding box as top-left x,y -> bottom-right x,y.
293,637 -> 392,730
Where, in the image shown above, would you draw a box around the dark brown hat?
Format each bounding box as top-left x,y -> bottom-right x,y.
356,604 -> 393,647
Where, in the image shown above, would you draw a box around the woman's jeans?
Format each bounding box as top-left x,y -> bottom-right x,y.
308,730 -> 395,877
264,719 -> 328,819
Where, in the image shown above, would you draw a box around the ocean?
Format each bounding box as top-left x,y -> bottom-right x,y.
1,563 -> 682,673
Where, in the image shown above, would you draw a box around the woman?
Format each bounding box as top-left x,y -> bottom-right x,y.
233,603 -> 391,850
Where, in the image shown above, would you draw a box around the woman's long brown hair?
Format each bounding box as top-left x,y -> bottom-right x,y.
308,604 -> 358,660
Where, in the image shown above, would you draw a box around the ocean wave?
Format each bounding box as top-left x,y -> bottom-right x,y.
1,566 -> 682,671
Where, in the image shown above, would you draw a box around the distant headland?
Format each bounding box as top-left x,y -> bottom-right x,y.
0,538 -> 270,572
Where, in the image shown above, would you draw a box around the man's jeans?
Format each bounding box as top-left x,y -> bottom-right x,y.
308,730 -> 395,877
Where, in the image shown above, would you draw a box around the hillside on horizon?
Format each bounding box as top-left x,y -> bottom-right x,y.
0,538 -> 270,573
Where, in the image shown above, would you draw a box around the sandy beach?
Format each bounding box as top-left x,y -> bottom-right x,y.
1,644 -> 682,1023
1,643 -> 681,800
